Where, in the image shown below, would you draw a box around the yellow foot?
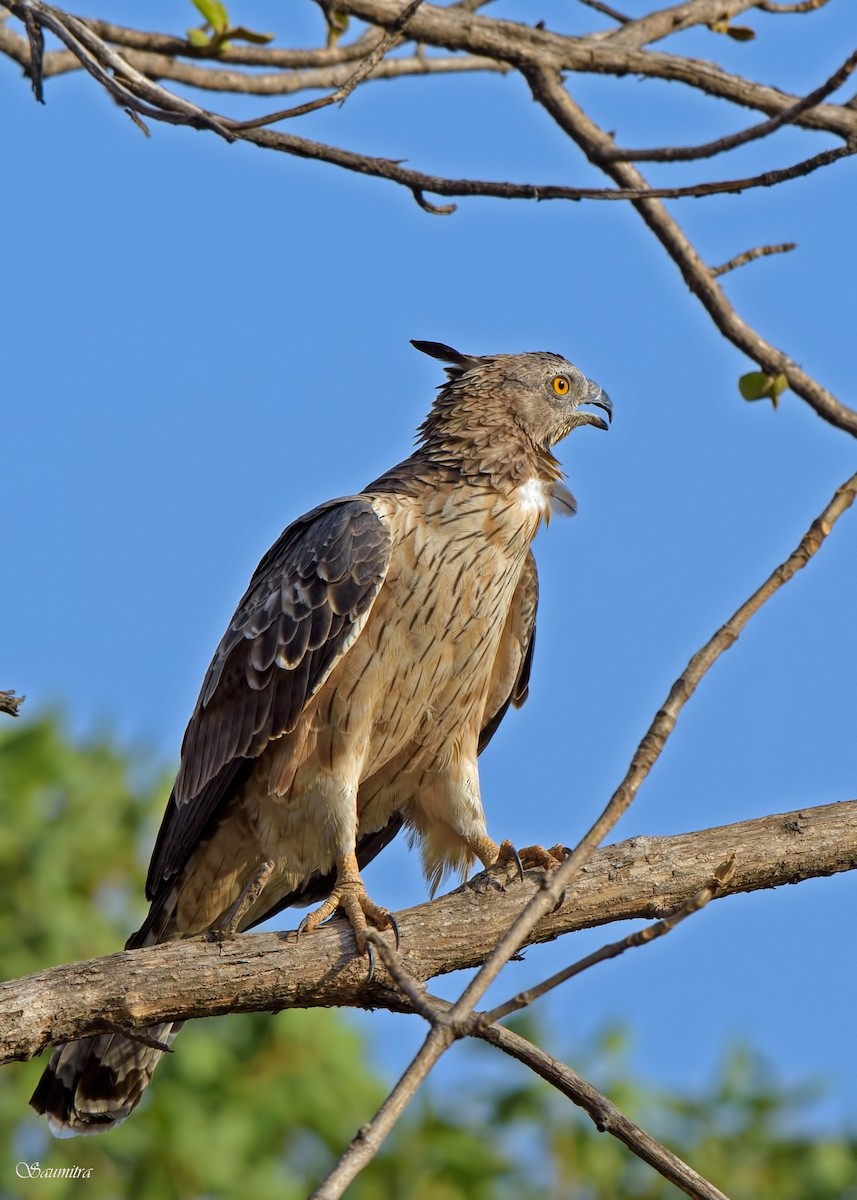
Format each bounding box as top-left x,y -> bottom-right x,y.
517,843 -> 569,871
491,839 -> 568,881
297,853 -> 399,958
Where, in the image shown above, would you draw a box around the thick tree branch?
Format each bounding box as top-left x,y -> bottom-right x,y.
2,800 -> 855,1067
328,0 -> 857,140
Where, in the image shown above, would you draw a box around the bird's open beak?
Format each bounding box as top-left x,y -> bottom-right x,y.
572,381 -> 613,432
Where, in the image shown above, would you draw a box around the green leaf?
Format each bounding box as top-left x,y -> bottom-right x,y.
186,27 -> 211,47
192,0 -> 230,33
325,8 -> 350,48
739,371 -> 789,409
739,371 -> 770,401
726,24 -> 756,41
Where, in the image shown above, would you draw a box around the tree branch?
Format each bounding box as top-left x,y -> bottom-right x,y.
526,67 -> 857,437
0,689 -> 25,717
3,799 -> 855,1066
710,241 -> 796,276
330,0 -> 857,140
477,1022 -> 731,1200
601,48 -> 857,163
4,2 -> 857,142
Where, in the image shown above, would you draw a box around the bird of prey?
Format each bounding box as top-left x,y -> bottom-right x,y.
31,339 -> 611,1136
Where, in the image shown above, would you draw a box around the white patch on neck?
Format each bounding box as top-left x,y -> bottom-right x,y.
516,478 -> 551,517
515,478 -> 578,521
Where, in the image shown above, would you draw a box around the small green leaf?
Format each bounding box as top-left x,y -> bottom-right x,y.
726,24 -> 756,41
192,0 -> 230,34
186,27 -> 211,47
739,371 -> 769,401
325,8 -> 350,48
739,371 -> 789,409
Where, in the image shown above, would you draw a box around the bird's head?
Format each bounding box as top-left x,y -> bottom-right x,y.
411,340 -> 612,452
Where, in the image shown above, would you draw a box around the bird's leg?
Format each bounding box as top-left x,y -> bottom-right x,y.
216,859 -> 276,938
298,850 -> 398,955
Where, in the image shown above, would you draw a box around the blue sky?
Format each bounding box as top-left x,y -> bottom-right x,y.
2,1 -> 856,1135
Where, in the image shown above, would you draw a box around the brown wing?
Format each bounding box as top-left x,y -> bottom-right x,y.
145,497 -> 391,901
478,550 -> 538,753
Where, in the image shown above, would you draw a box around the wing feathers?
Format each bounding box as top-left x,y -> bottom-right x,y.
478,550 -> 538,754
146,498 -> 391,897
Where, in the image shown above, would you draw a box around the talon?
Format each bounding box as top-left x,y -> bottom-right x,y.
495,838 -> 525,882
552,888 -> 567,914
297,889 -> 341,938
388,912 -> 401,950
365,940 -> 376,984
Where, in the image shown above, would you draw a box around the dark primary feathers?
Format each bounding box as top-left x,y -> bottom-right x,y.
146,498 -> 391,902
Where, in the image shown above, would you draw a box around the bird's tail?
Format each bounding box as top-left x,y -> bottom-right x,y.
29,1022 -> 181,1137
30,889 -> 182,1137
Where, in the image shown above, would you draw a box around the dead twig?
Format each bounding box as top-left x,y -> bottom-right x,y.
603,48 -> 857,163
711,241 -> 797,276
0,690 -> 25,717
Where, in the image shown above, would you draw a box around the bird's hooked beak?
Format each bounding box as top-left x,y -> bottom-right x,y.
570,379 -> 613,432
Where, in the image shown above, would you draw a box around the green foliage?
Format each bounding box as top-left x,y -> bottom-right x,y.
739,370 -> 789,408
1,715 -> 855,1199
186,0 -> 273,53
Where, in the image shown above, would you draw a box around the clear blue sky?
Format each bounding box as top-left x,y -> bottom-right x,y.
2,1 -> 856,1134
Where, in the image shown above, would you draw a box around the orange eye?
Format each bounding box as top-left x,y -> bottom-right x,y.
552,375 -> 570,396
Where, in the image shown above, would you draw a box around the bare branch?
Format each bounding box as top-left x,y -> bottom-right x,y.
311,1025 -> 454,1198
7,2 -> 855,143
0,690 -> 25,717
334,0 -> 425,106
330,1 -> 857,141
711,241 -> 796,276
9,4 -> 851,207
576,0 -> 630,23
603,48 -> 857,163
604,0 -> 759,50
478,1023 -> 732,1200
756,0 -> 830,12
101,52 -> 509,98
